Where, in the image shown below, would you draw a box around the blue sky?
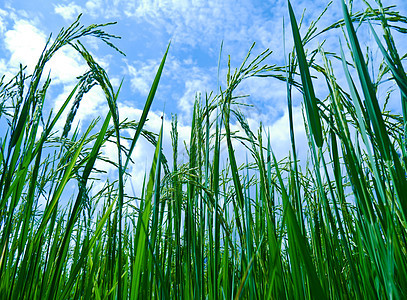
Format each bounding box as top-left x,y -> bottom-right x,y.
1,0 -> 407,195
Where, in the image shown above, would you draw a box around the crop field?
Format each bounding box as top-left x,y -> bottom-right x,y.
1,0 -> 407,299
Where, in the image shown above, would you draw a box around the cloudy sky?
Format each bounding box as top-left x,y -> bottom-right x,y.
1,0 -> 407,194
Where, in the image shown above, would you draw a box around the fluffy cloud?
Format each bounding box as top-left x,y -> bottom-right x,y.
54,3 -> 83,21
4,19 -> 47,75
1,15 -> 111,134
125,55 -> 216,123
122,0 -> 283,52
105,102 -> 192,195
0,9 -> 7,34
126,59 -> 160,96
49,0 -> 286,53
178,78 -> 212,116
2,16 -> 91,83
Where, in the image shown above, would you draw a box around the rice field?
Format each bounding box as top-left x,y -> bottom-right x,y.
1,0 -> 407,299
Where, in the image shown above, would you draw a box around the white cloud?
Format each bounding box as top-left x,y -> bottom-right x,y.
2,17 -> 89,84
105,102 -> 192,195
126,59 -> 160,96
125,56 -> 216,121
244,104 -> 307,162
1,14 -> 122,134
54,3 -> 83,21
56,0 -> 286,52
77,85 -> 110,119
48,47 -> 87,83
0,58 -> 6,76
178,79 -> 210,116
4,19 -> 47,74
124,0 -> 260,48
53,0 -> 131,20
51,84 -> 107,134
85,0 -> 103,17
0,9 -> 7,34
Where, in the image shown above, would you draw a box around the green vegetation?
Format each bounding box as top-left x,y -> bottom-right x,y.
1,0 -> 407,298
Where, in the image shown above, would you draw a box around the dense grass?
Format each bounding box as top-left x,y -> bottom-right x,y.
1,1 -> 407,299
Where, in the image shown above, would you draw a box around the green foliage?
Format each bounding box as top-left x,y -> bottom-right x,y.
1,1 -> 407,299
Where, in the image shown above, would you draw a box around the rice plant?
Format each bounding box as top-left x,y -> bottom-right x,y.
1,0 -> 407,299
